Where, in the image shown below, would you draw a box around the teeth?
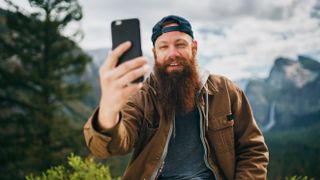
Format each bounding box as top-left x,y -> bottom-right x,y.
170,63 -> 178,66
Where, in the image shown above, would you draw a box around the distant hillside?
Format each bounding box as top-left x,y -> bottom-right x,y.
244,55 -> 320,178
265,122 -> 320,179
246,55 -> 320,131
80,48 -> 108,108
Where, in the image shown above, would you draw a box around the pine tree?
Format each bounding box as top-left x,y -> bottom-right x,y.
0,0 -> 92,179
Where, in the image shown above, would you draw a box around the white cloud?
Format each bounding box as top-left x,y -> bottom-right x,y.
2,0 -> 320,80
196,0 -> 320,79
76,0 -> 320,80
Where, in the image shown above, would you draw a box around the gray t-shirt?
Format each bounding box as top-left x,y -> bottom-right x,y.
158,108 -> 214,180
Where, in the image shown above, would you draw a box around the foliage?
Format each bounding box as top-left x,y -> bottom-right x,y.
26,154 -> 120,180
285,176 -> 315,180
265,122 -> 320,179
104,154 -> 132,178
0,0 -> 91,179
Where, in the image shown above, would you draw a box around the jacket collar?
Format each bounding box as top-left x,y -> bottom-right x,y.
199,68 -> 219,95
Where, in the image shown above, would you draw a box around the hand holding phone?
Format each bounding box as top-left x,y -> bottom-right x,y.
97,18 -> 149,130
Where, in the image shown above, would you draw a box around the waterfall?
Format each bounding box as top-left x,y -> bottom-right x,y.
263,102 -> 276,132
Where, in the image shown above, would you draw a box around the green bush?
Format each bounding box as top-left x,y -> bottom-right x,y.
285,176 -> 315,180
26,154 -> 120,180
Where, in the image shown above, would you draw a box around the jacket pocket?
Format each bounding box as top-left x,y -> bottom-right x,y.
207,114 -> 235,153
137,119 -> 158,148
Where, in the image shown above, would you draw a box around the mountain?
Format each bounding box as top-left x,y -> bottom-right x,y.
245,56 -> 320,131
81,48 -> 109,108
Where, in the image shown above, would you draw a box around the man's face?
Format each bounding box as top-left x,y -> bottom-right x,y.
153,24 -> 197,74
152,24 -> 200,114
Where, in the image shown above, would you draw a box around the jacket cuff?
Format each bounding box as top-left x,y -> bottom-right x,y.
90,107 -> 122,139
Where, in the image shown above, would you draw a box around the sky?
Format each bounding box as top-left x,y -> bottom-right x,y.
1,0 -> 320,80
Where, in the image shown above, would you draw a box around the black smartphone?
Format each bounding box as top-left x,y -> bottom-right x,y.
111,18 -> 143,83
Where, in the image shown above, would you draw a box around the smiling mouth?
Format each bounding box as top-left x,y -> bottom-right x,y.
169,62 -> 179,66
166,62 -> 183,72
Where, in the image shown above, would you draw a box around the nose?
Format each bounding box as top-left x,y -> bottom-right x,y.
167,46 -> 180,59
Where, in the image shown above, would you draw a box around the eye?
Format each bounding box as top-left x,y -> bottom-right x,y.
158,45 -> 168,50
176,42 -> 187,48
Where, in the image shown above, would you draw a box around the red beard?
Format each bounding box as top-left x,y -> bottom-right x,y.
154,55 -> 200,115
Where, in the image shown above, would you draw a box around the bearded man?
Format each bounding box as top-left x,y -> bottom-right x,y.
84,15 -> 269,180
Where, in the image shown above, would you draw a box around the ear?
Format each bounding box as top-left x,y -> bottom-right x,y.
192,40 -> 198,55
152,47 -> 157,60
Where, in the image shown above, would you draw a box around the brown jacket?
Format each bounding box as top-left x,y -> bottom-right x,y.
84,70 -> 269,180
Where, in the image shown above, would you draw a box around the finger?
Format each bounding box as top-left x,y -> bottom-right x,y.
104,41 -> 131,69
121,83 -> 143,98
116,64 -> 149,87
112,56 -> 148,79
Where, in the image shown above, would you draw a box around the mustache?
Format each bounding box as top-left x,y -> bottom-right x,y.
162,57 -> 189,67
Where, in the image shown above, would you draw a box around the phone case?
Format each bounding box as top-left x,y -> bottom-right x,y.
111,18 -> 142,64
111,18 -> 143,82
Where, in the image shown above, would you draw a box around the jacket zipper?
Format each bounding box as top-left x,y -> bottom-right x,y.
150,113 -> 174,180
197,96 -> 218,180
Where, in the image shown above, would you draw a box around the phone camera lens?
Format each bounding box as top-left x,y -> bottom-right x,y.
115,21 -> 122,26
